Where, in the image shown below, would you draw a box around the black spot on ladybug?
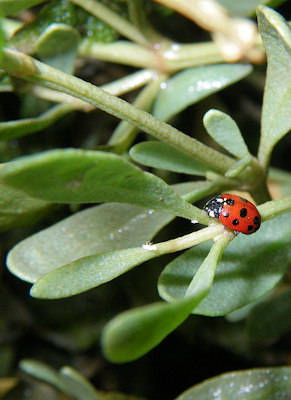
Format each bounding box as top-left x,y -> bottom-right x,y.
240,208 -> 247,217
239,197 -> 248,202
226,198 -> 235,206
254,216 -> 260,225
232,219 -> 239,226
248,225 -> 254,232
222,211 -> 229,217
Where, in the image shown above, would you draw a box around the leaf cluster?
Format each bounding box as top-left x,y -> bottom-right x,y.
0,0 -> 290,398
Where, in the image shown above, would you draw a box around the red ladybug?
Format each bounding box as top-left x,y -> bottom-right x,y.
204,193 -> 261,235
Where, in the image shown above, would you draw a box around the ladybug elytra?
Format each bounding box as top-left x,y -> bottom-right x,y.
204,193 -> 261,235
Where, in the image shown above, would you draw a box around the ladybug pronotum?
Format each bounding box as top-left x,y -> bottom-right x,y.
204,193 -> 261,235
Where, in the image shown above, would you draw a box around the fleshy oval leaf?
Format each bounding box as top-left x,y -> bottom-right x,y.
30,247 -> 158,299
130,141 -> 210,176
175,367 -> 291,400
158,213 -> 291,316
102,296 -> 202,364
153,64 -> 252,121
0,184 -> 52,232
102,236 -> 230,363
36,23 -> 79,73
257,6 -> 291,168
0,149 -> 206,222
203,109 -> 250,159
7,203 -> 173,283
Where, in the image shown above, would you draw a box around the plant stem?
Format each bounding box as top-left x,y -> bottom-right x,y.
1,48 -> 234,173
154,224 -> 225,255
78,40 -> 224,71
31,69 -> 157,106
258,195 -> 291,222
109,73 -> 167,150
185,229 -> 233,297
70,0 -> 149,46
101,69 -> 158,96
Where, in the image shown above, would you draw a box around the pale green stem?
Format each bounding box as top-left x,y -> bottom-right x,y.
154,224 -> 224,255
78,40 -> 224,71
0,69 -> 160,141
1,48 -> 234,173
258,195 -> 291,222
101,69 -> 158,96
31,69 -> 158,107
79,40 -> 158,69
109,73 -> 167,150
185,229 -> 233,297
70,0 -> 150,46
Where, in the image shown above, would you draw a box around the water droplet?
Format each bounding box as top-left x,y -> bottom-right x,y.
171,43 -> 181,51
213,388 -> 222,399
142,242 -> 157,251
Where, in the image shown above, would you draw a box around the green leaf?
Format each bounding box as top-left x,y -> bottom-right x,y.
29,223 -> 226,299
102,235 -> 231,363
0,104 -> 73,141
11,0 -> 77,53
203,109 -> 250,159
20,360 -> 100,400
153,64 -> 252,121
59,367 -> 101,400
102,297 -> 201,363
36,23 -> 79,73
20,359 -> 68,394
0,0 -> 46,16
0,149 -> 204,222
130,141 -> 210,176
0,17 -> 5,65
158,213 -> 291,316
7,202 -> 174,283
257,6 -> 291,168
0,184 -> 53,232
216,0 -> 263,16
246,289 -> 291,344
30,247 -> 158,299
175,367 -> 291,400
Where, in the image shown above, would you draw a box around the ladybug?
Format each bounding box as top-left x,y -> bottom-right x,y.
204,193 -> 261,235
